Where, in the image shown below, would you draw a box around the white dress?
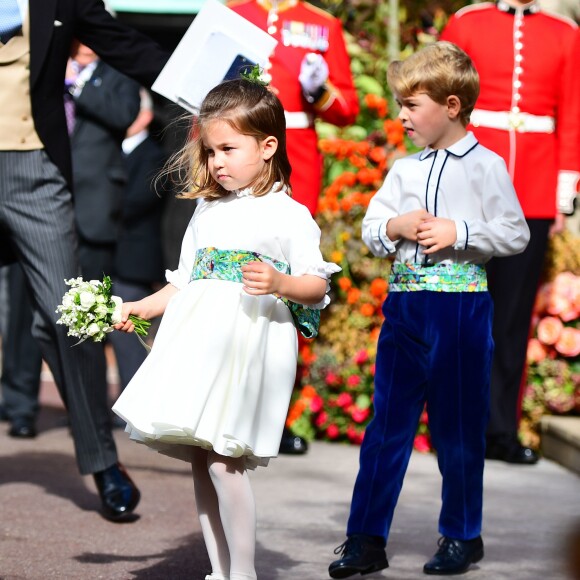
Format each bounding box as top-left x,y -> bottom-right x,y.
112,185 -> 339,468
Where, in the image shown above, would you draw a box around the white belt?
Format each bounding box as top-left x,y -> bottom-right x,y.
471,109 -> 555,133
284,111 -> 314,129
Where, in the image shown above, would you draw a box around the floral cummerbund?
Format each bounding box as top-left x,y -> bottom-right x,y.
190,247 -> 320,338
389,263 -> 488,292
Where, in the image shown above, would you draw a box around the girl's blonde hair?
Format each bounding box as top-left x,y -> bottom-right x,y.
387,41 -> 480,127
164,78 -> 292,200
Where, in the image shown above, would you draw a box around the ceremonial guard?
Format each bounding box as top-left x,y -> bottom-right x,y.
442,0 -> 580,464
228,0 -> 359,215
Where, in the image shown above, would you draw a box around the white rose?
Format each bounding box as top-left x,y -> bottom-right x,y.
87,323 -> 101,336
111,295 -> 123,324
79,291 -> 96,309
94,304 -> 108,317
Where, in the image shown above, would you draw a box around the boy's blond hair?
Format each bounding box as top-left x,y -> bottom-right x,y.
387,41 -> 479,127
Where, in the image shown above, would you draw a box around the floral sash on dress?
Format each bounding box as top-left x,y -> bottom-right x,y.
190,247 -> 321,338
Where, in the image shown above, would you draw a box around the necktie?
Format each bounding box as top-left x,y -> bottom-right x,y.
0,0 -> 22,44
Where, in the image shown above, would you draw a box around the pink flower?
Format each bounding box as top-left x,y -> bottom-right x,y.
537,316 -> 564,345
354,349 -> 369,364
337,392 -> 353,408
351,406 -> 370,423
555,326 -> 580,358
315,411 -> 328,427
527,337 -> 548,363
347,374 -> 361,387
325,372 -> 340,385
347,426 -> 365,444
327,424 -> 340,439
310,395 -> 324,413
370,363 -> 376,376
413,434 -> 431,453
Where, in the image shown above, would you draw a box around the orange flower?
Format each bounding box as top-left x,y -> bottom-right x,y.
338,171 -> 357,187
338,276 -> 352,291
340,197 -> 354,213
360,303 -> 375,317
331,250 -> 343,263
369,277 -> 388,297
347,288 -> 361,304
555,327 -> 580,358
369,147 -> 387,164
537,316 -> 564,345
301,384 -> 317,398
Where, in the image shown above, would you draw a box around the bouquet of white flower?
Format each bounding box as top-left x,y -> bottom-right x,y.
56,275 -> 150,344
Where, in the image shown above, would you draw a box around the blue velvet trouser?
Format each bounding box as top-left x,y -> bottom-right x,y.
347,290 -> 494,542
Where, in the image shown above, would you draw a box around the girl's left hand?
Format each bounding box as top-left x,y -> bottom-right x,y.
241,261 -> 281,296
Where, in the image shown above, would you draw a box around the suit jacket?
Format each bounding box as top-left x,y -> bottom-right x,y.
113,135 -> 167,285
0,0 -> 169,266
71,60 -> 140,244
29,0 -> 168,189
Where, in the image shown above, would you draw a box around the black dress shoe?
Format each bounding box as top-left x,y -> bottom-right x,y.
485,436 -> 539,465
278,427 -> 308,454
93,462 -> 140,521
9,417 -> 37,438
329,534 -> 389,579
424,536 -> 484,575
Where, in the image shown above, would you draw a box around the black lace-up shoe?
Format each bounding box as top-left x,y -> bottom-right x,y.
93,462 -> 140,522
329,534 -> 389,578
423,536 -> 484,575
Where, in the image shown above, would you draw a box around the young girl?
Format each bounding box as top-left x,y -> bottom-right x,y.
112,78 -> 339,580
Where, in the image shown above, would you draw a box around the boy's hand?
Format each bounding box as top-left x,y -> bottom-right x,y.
417,217 -> 457,253
387,209 -> 433,241
241,261 -> 281,296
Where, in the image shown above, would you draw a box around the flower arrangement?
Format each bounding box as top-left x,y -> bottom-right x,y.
56,275 -> 150,344
521,232 -> 580,448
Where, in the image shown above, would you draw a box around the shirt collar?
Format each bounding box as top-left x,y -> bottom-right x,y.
496,0 -> 541,16
419,131 -> 479,160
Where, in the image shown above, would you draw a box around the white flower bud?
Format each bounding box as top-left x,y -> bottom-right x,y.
111,295 -> 123,324
87,323 -> 101,336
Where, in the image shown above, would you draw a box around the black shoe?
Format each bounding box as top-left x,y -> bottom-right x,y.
423,536 -> 484,575
279,427 -> 308,454
93,462 -> 140,522
329,534 -> 389,579
8,417 -> 37,438
485,435 -> 539,465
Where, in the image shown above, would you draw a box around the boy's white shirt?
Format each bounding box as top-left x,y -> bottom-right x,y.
362,132 -> 530,265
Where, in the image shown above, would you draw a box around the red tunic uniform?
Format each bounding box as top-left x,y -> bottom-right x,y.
441,1 -> 580,218
228,0 -> 359,214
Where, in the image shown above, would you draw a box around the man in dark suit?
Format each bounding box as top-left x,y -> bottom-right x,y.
0,0 -> 168,521
67,42 -> 141,280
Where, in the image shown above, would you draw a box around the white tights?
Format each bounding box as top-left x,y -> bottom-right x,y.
192,447 -> 258,580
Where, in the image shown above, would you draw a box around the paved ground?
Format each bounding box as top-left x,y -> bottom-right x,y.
1,380 -> 580,580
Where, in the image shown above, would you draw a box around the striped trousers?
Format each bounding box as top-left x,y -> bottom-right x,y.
0,150 -> 117,474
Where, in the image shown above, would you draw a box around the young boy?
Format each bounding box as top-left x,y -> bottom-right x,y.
328,42 -> 530,578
